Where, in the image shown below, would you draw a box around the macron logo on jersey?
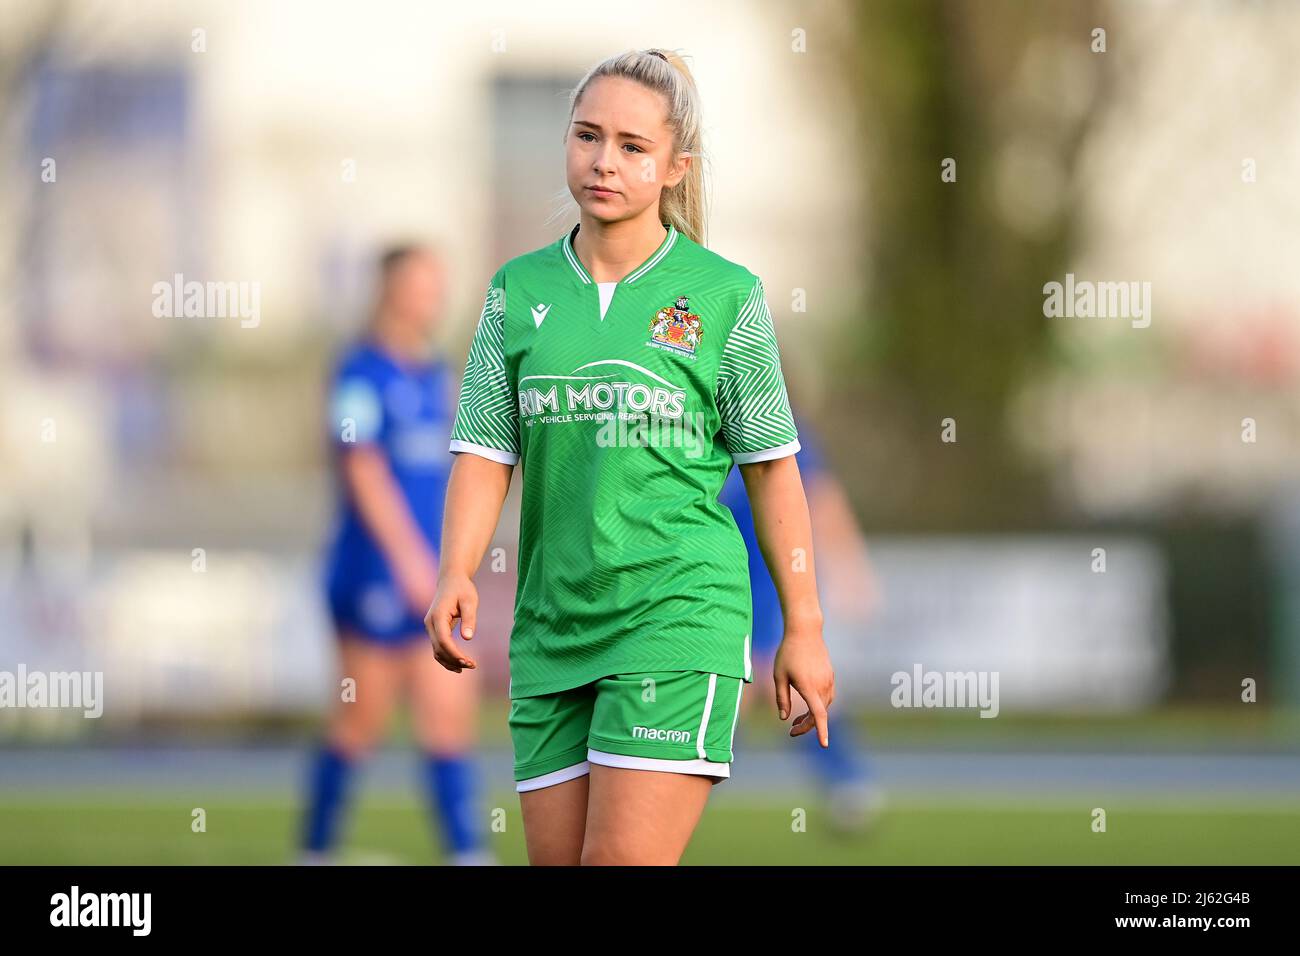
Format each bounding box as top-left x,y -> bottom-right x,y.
531,303 -> 551,329
632,725 -> 691,744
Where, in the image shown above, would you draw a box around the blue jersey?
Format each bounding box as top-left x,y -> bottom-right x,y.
322,339 -> 456,640
718,415 -> 826,656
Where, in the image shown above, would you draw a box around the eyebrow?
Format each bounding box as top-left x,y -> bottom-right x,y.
571,119 -> 655,145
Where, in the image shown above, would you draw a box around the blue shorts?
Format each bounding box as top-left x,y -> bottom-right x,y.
750,590 -> 784,659
326,572 -> 427,646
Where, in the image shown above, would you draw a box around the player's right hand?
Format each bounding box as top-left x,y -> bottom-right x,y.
424,572 -> 479,673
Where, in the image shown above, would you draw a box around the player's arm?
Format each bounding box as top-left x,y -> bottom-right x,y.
328,371 -> 438,614
338,445 -> 439,614
717,274 -> 834,746
425,452 -> 513,672
426,268 -> 518,673
806,472 -> 880,620
740,457 -> 834,747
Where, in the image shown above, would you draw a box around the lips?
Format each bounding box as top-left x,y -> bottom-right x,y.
587,186 -> 618,197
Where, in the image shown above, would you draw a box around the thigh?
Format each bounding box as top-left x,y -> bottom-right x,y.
327,631 -> 407,755
582,671 -> 745,865
510,684 -> 597,865
519,774 -> 589,866
405,638 -> 480,752
582,765 -> 712,865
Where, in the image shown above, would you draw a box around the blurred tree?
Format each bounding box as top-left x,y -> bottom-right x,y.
828,0 -> 1113,530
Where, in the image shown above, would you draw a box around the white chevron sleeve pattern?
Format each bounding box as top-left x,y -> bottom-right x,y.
716,277 -> 801,464
448,271 -> 520,465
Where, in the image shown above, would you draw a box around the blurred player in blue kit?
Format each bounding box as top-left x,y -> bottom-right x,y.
300,244 -> 492,865
719,414 -> 886,831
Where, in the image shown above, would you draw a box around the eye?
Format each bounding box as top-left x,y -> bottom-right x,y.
577,131 -> 596,143
622,143 -> 643,153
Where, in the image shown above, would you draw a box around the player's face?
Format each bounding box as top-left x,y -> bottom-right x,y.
384,252 -> 443,332
566,76 -> 690,226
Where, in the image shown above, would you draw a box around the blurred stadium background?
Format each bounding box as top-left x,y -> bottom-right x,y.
1,0 -> 1299,864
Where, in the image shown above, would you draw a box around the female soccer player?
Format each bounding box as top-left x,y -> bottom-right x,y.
301,245 -> 491,865
427,49 -> 834,865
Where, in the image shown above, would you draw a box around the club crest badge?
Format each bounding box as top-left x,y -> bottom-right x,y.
646,295 -> 703,358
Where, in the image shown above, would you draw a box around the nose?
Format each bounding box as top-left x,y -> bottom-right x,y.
593,139 -> 618,175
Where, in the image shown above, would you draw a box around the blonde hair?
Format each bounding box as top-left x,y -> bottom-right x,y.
555,48 -> 710,246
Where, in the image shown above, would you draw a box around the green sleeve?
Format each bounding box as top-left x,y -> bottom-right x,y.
448,269 -> 520,465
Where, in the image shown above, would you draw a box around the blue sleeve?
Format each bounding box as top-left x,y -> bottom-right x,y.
793,417 -> 825,476
328,350 -> 385,449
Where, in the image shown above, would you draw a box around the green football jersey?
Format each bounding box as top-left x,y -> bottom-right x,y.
448,221 -> 800,698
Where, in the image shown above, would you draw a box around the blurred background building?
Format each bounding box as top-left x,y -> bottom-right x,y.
1,0 -> 1298,864
0,0 -> 870,723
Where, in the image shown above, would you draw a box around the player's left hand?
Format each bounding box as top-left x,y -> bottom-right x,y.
773,625 -> 835,748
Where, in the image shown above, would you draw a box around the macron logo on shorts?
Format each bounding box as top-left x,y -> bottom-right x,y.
632,725 -> 691,744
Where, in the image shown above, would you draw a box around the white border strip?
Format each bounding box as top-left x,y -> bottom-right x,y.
728,677 -> 744,753
625,224 -> 678,283
515,760 -> 591,793
732,438 -> 801,465
562,229 -> 592,284
587,748 -> 729,779
564,222 -> 675,286
449,439 -> 520,466
696,673 -> 718,759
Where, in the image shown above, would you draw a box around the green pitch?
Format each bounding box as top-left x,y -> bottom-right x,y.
1,792 -> 1296,865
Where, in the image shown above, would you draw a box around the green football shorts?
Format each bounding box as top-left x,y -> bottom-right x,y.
508,670 -> 746,792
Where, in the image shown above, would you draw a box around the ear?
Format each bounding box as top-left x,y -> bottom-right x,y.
664,151 -> 692,189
